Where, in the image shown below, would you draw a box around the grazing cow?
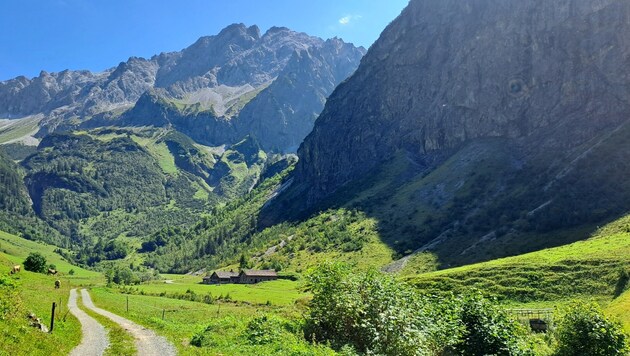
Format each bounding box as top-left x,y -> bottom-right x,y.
47,269 -> 58,276
54,280 -> 60,289
11,265 -> 20,274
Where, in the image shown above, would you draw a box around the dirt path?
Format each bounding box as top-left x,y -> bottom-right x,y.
80,289 -> 177,356
68,289 -> 109,356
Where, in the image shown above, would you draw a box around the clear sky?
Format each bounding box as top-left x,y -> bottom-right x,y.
0,0 -> 410,81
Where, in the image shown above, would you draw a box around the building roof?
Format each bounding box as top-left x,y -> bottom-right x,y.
240,269 -> 278,277
209,271 -> 239,279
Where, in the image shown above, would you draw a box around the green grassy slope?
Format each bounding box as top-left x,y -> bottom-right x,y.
405,214 -> 630,304
0,259 -> 82,356
607,289 -> 630,333
0,229 -> 103,356
0,230 -> 102,284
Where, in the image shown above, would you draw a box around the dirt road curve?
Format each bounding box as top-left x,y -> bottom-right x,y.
80,289 -> 177,356
68,288 -> 109,356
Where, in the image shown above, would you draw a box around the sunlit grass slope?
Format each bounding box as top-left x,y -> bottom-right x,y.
0,229 -> 103,285
406,214 -> 630,303
607,289 -> 630,334
0,244 -> 81,355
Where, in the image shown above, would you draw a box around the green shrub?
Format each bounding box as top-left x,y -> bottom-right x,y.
305,262 -> 460,355
23,252 -> 48,273
245,314 -> 285,345
554,301 -> 628,356
190,325 -> 216,347
452,293 -> 530,355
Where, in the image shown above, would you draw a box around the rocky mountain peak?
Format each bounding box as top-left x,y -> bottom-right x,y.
264,26 -> 291,36
216,23 -> 261,43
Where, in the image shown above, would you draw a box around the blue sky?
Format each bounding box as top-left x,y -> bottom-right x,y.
0,0 -> 409,80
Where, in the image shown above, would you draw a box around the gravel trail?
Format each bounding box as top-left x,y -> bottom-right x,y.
80,289 -> 177,356
68,288 -> 109,356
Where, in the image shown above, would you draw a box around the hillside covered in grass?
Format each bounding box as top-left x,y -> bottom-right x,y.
405,213 -> 630,304
0,229 -> 103,355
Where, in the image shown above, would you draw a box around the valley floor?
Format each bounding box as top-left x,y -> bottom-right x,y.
1,211 -> 630,355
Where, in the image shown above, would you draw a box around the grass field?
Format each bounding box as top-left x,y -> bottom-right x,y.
0,253 -> 82,356
89,286 -> 329,355
0,229 -> 106,355
405,213 -> 630,317
0,230 -> 103,285
130,135 -> 179,175
137,275 -> 306,306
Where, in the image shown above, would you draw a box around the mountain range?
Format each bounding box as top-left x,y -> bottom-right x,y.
0,24 -> 364,258
0,23 -> 365,153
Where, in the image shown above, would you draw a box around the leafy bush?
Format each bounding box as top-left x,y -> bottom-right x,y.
245,314 -> 286,345
190,325 -> 217,347
453,293 -> 530,355
305,262 -> 460,355
23,252 -> 48,273
554,301 -> 628,356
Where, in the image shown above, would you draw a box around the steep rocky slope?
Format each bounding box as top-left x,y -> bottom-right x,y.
268,0 -> 630,265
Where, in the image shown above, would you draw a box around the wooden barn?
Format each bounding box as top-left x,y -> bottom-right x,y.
238,269 -> 278,284
204,269 -> 278,284
203,271 -> 239,284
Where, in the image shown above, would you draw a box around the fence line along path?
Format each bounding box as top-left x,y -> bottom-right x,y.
80,289 -> 177,356
68,288 -> 110,356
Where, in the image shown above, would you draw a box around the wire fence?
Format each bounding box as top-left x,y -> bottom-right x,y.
118,293 -> 231,322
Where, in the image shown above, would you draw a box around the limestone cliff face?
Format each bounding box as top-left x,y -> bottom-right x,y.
293,0 -> 630,205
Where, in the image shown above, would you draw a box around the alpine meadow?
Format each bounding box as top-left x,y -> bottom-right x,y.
1,0 -> 630,355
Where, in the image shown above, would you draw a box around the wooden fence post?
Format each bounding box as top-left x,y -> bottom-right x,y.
162,309 -> 165,320
126,296 -> 129,313
50,302 -> 56,333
